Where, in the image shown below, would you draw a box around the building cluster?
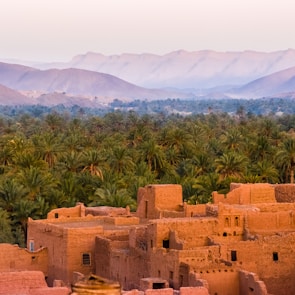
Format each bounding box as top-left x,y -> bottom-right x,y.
1,183 -> 295,294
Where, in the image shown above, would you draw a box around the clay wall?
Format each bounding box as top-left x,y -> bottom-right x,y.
103,216 -> 139,225
220,233 -> 295,295
0,243 -> 48,274
47,203 -> 85,219
183,204 -> 207,217
217,205 -> 245,238
95,232 -> 146,290
136,185 -> 183,219
149,249 -> 180,289
246,208 -> 295,233
178,246 -> 221,272
150,218 -> 217,250
197,268 -> 239,295
213,183 -> 276,205
27,218 -> 104,286
65,226 -> 105,284
239,271 -> 268,295
122,287 -> 209,295
27,220 -> 69,286
95,236 -> 113,279
274,184 -> 295,202
0,271 -> 69,295
85,206 -> 129,216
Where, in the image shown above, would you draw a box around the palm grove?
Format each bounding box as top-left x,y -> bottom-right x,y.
1,110 -> 295,245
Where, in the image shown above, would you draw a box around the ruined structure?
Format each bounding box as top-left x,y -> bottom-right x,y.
2,183 -> 295,295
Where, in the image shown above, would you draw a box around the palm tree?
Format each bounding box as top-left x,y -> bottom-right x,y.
276,137 -> 295,183
82,149 -> 105,179
0,179 -> 28,212
89,187 -> 136,210
215,152 -> 248,181
192,173 -> 227,204
17,167 -> 58,200
32,132 -> 64,168
139,139 -> 165,174
107,146 -> 135,175
0,208 -> 14,243
251,160 -> 279,183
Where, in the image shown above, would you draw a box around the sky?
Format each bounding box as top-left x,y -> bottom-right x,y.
0,0 -> 294,62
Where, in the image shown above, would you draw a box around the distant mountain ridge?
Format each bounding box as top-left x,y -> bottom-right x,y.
1,49 -> 295,106
227,66 -> 295,98
37,49 -> 295,89
0,62 -> 194,106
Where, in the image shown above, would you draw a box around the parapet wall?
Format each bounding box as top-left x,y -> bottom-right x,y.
0,271 -> 69,295
213,183 -> 276,205
0,244 -> 48,275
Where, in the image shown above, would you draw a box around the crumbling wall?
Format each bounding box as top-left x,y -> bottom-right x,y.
0,243 -> 48,274
213,183 -> 276,205
274,184 -> 295,202
239,271 -> 268,295
0,271 -> 69,295
47,203 -> 85,219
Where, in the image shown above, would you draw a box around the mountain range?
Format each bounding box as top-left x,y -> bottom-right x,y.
1,49 -> 295,106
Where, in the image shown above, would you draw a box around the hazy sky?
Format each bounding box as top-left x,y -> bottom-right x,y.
0,0 -> 294,61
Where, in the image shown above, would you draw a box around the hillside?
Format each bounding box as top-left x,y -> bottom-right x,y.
0,62 -> 194,103
37,49 -> 295,89
0,84 -> 33,105
228,66 -> 295,98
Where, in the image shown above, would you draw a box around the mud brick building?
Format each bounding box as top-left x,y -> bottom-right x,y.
3,183 -> 295,294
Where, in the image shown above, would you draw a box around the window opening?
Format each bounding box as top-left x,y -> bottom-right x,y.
82,253 -> 91,265
231,250 -> 237,261
163,239 -> 170,249
273,252 -> 279,261
153,282 -> 165,289
55,213 -> 59,218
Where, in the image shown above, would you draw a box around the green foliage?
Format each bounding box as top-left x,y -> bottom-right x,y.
0,107 -> 295,245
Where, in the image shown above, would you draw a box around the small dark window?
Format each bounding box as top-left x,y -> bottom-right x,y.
153,282 -> 165,289
54,213 -> 59,218
82,253 -> 91,265
163,239 -> 170,249
273,252 -> 279,261
231,250 -> 237,261
223,232 -> 227,237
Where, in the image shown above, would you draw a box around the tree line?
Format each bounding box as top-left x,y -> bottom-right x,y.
1,109 -> 295,245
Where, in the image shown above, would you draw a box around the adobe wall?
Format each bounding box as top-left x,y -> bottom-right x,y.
150,218 -> 217,249
65,226 -> 105,284
0,243 -> 48,274
0,271 -> 69,295
246,205 -> 295,233
86,206 -> 129,216
197,268 -> 239,295
183,204 -> 207,217
219,233 -> 295,295
27,217 -> 105,286
122,287 -> 209,295
27,220 -> 69,286
136,185 -> 183,219
239,271 -> 268,295
47,203 -> 85,219
94,230 -> 148,291
274,184 -> 295,202
213,183 -> 276,205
